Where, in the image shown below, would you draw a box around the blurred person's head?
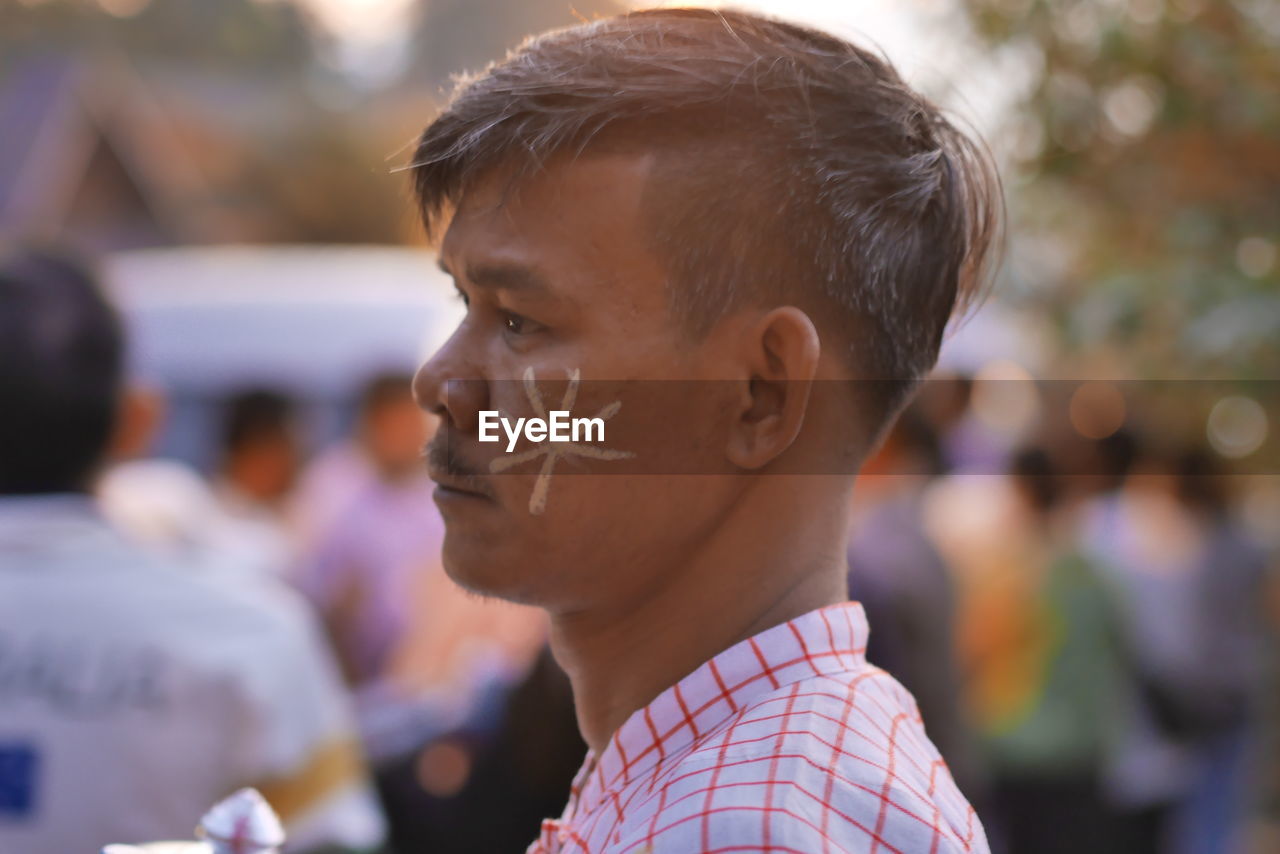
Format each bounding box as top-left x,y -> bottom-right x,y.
1010,446 -> 1060,519
219,389 -> 299,504
1174,445 -> 1231,520
0,247 -> 124,495
411,8 -> 1001,608
356,372 -> 432,481
1092,427 -> 1138,494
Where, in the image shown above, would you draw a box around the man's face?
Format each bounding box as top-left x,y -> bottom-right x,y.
414,153 -> 742,612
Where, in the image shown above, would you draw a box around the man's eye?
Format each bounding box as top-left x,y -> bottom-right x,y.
503,312 -> 530,335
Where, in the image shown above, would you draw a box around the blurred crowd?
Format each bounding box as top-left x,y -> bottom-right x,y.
850,379 -> 1280,854
2,249 -> 1277,854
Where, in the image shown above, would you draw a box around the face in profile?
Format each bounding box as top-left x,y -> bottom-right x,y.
414,153 -> 746,613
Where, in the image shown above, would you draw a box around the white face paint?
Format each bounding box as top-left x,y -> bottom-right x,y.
488,366 -> 634,515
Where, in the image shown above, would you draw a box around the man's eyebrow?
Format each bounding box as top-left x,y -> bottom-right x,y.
443,259 -> 555,295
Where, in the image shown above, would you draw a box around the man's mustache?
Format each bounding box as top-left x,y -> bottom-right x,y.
424,431 -> 489,484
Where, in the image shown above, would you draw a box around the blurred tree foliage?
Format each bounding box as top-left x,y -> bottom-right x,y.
407,0 -> 624,93
967,0 -> 1279,377
0,0 -> 412,245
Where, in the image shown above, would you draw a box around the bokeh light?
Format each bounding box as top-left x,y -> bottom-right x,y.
1068,381 -> 1126,440
1207,395 -> 1269,459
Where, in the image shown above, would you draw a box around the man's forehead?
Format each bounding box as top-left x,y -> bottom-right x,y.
440,151 -> 658,265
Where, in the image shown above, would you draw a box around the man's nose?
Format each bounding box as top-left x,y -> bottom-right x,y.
412,332 -> 487,435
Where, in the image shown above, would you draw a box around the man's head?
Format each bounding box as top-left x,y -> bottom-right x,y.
356,372 -> 434,480
220,389 -> 299,504
411,8 -> 1000,608
0,248 -> 124,495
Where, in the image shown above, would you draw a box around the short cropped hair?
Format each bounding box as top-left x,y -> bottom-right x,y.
0,248 -> 124,494
411,7 -> 1001,429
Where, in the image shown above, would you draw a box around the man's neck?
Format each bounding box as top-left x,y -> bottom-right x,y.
548,476 -> 852,755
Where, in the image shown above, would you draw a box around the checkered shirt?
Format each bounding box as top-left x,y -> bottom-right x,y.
528,602 -> 988,853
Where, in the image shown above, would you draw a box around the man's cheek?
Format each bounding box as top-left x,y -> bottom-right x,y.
598,381 -> 729,476
480,373 -> 729,518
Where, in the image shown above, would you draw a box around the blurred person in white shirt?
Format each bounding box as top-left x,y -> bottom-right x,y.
0,247 -> 386,853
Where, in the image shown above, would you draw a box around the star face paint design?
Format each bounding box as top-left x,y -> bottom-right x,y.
488,367 -> 633,515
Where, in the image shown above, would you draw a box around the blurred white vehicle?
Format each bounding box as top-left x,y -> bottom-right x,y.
102,245 -> 461,468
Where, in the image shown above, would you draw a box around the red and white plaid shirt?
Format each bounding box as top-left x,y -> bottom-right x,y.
529,602 -> 988,854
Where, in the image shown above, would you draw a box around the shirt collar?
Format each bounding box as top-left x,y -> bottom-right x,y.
0,492 -> 117,554
569,601 -> 869,820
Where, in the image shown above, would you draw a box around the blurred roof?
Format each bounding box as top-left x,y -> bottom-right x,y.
0,54 -> 213,250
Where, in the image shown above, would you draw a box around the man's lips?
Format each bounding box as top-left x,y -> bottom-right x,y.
431,475 -> 493,499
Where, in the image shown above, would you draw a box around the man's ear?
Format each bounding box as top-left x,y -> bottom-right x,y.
725,306 -> 820,470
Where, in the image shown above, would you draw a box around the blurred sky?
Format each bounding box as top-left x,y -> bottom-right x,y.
303,0 -> 416,40
298,0 -> 1027,134
70,0 -> 1026,136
